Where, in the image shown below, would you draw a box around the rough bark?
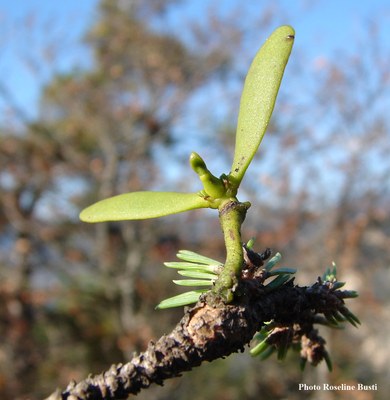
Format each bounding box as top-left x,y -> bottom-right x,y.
46,276 -> 356,400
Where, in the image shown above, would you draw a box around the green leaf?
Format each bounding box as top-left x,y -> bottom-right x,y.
265,273 -> 292,289
173,279 -> 214,287
229,25 -> 295,187
268,267 -> 296,276
80,191 -> 210,222
257,346 -> 275,361
250,338 -> 269,357
313,315 -> 345,329
339,290 -> 359,299
277,342 -> 289,361
163,262 -> 217,273
155,289 -> 206,309
177,270 -> 218,280
176,250 -> 221,265
324,351 -> 333,372
332,311 -> 346,323
331,281 -> 346,290
339,307 -> 361,327
324,312 -> 339,326
264,252 -> 282,271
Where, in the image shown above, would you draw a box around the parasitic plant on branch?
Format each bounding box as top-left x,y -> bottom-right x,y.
47,26 -> 359,400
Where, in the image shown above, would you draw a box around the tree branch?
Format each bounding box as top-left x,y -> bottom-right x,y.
46,276 -> 357,400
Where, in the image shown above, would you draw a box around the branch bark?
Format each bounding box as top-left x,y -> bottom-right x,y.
46,276 -> 356,400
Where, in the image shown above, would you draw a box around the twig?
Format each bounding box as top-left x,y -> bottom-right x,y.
45,278 -> 355,400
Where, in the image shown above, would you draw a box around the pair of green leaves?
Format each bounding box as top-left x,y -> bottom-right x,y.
80,25 -> 295,223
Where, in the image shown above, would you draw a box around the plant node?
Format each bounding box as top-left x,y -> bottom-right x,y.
212,200 -> 250,302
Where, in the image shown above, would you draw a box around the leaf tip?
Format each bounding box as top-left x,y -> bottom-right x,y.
79,207 -> 95,223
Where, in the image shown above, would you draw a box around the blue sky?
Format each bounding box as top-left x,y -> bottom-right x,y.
0,0 -> 389,125
0,0 -> 389,211
0,0 -> 98,123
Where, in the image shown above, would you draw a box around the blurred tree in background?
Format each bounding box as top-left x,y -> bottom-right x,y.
0,1 -> 389,399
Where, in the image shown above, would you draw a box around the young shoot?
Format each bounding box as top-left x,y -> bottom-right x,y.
80,26 -> 295,302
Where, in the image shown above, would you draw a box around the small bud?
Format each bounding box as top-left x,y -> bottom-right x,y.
189,152 -> 226,199
246,237 -> 255,250
189,152 -> 208,175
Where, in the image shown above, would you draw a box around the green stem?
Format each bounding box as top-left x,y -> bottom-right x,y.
212,200 -> 250,302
